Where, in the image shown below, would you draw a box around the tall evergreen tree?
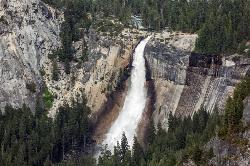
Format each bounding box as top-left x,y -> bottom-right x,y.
132,136 -> 144,166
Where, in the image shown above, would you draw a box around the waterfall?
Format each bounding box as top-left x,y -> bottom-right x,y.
102,36 -> 151,152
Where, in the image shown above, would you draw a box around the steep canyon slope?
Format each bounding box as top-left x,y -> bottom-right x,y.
144,31 -> 250,129
0,0 -> 139,117
1,0 -> 250,133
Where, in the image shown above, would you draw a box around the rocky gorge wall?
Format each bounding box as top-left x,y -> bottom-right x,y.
0,0 -> 140,118
1,0 -> 249,137
1,2 -> 249,163
44,29 -> 140,117
145,31 -> 250,130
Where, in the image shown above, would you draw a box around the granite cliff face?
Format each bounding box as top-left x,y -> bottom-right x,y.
1,1 -> 249,164
0,0 -> 138,116
0,0 -> 63,111
144,32 -> 250,129
145,32 -> 197,128
1,0 -> 249,127
45,29 -> 138,117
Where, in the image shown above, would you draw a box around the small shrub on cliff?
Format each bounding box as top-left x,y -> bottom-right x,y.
26,82 -> 36,93
81,40 -> 89,62
40,68 -> 46,76
52,60 -> 59,81
0,16 -> 8,25
42,88 -> 54,109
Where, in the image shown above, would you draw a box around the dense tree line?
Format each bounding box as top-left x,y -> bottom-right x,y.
43,0 -> 250,56
98,108 -> 222,166
219,77 -> 250,138
195,0 -> 250,54
42,0 -> 250,77
0,98 -> 91,165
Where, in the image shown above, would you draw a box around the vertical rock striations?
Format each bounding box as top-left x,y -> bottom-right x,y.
0,0 -> 63,111
144,32 -> 250,130
44,29 -> 139,117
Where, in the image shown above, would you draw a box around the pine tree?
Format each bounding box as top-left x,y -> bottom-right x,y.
52,60 -> 59,81
113,142 -> 121,166
168,111 -> 177,133
192,145 -> 203,165
132,136 -> 144,166
120,132 -> 129,162
147,119 -> 156,145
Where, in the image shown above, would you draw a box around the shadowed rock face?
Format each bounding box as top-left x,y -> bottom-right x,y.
144,34 -> 250,130
0,0 -> 63,112
189,52 -> 222,68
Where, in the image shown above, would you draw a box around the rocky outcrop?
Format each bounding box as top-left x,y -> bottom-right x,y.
0,0 -> 63,112
243,97 -> 250,127
0,0 -> 141,117
144,31 -> 196,128
206,137 -> 250,166
205,97 -> 250,166
44,29 -> 140,117
144,31 -> 250,129
0,0 -> 140,116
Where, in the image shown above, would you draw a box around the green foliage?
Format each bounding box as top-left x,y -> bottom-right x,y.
93,18 -> 124,35
98,145 -> 113,166
81,38 -> 89,62
247,49 -> 250,57
26,82 -> 37,93
0,98 -> 91,165
0,16 -> 8,25
221,77 -> 250,137
98,134 -> 132,166
237,41 -> 247,54
98,107 -> 223,165
52,60 -> 59,81
62,155 -> 96,166
146,108 -> 223,165
131,137 -> 144,166
42,88 -> 54,109
195,0 -> 250,54
40,68 -> 46,76
43,0 -> 94,74
146,118 -> 156,146
191,145 -> 203,164
48,50 -> 61,81
43,0 -> 250,56
48,49 -> 62,60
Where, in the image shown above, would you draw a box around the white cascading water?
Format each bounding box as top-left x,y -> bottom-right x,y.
102,36 -> 151,151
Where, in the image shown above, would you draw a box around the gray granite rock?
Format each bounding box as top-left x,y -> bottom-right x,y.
243,97 -> 250,127
0,0 -> 63,111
